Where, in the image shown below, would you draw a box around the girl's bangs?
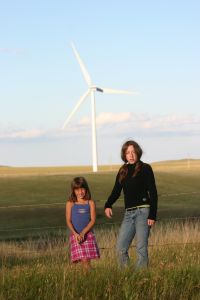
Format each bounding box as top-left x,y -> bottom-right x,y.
73,182 -> 86,189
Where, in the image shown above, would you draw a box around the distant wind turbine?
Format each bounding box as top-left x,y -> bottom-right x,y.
62,43 -> 138,172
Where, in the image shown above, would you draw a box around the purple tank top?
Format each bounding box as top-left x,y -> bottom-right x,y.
71,202 -> 91,234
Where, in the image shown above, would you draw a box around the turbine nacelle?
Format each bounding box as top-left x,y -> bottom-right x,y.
90,86 -> 103,93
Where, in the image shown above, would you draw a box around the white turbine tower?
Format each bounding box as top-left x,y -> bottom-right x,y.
62,43 -> 137,172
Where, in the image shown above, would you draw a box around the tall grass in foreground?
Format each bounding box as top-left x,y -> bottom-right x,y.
0,221 -> 200,300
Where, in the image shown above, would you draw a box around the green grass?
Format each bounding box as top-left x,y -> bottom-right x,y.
0,221 -> 200,299
0,165 -> 119,176
0,158 -> 200,299
1,263 -> 199,300
0,160 -> 199,239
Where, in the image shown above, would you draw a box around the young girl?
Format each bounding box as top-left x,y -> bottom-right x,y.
66,177 -> 100,270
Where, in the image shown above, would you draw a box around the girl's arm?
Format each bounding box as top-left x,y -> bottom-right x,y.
80,200 -> 96,238
104,172 -> 122,219
104,172 -> 122,209
66,201 -> 80,240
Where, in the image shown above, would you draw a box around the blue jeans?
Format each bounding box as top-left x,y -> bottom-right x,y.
116,207 -> 150,269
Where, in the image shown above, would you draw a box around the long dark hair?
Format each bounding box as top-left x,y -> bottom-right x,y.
68,177 -> 91,202
119,140 -> 143,183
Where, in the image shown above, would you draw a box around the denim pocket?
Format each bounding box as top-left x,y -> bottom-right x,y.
124,210 -> 134,221
140,207 -> 150,216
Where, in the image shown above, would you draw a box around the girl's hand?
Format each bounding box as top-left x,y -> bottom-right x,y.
148,219 -> 155,226
79,232 -> 85,242
74,233 -> 81,243
105,208 -> 113,218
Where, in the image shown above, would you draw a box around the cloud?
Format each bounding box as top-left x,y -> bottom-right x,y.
79,112 -> 200,135
97,112 -> 132,126
0,113 -> 200,142
79,112 -> 132,126
139,114 -> 200,133
0,125 -> 88,142
113,113 -> 200,138
0,129 -> 46,140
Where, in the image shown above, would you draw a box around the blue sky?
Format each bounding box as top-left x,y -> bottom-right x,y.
0,0 -> 200,167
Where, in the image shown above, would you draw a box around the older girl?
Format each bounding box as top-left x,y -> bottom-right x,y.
104,140 -> 158,269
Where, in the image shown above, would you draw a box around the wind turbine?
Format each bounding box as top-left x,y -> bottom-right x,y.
62,43 -> 137,172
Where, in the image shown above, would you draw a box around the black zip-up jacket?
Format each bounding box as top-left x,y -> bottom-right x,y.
104,162 -> 158,220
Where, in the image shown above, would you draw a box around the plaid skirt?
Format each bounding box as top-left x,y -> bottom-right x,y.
70,231 -> 100,262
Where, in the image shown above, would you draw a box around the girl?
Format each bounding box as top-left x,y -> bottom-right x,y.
104,140 -> 158,269
66,177 -> 100,270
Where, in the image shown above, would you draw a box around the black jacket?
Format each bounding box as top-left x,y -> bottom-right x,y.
104,162 -> 158,220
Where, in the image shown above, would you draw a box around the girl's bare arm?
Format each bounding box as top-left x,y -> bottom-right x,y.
66,201 -> 77,235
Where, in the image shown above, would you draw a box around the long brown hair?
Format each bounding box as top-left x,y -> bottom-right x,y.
119,140 -> 143,183
68,177 -> 91,202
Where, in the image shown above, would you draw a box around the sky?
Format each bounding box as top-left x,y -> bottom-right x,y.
0,0 -> 200,167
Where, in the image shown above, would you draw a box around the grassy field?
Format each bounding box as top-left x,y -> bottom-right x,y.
0,159 -> 200,239
0,221 -> 199,299
0,160 -> 199,299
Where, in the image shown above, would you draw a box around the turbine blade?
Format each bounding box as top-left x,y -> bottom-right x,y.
62,89 -> 90,129
101,88 -> 138,95
71,43 -> 92,86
